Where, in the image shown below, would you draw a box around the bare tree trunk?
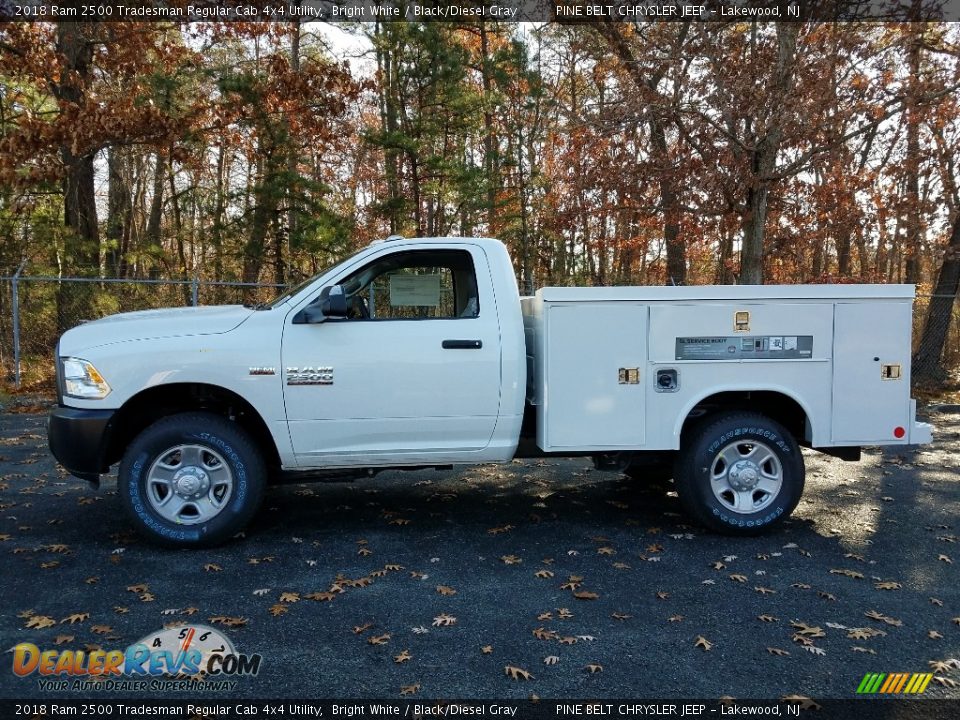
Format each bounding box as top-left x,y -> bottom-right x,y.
913,212 -> 960,385
244,152 -> 275,286
593,22 -> 688,287
650,118 -> 685,285
144,152 -> 165,250
211,138 -> 226,296
106,147 -> 129,276
904,25 -> 923,285
739,23 -> 798,285
53,22 -> 100,332
282,21 -> 300,287
375,22 -> 403,235
479,23 -> 498,234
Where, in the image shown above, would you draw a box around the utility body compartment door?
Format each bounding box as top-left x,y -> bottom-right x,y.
538,302 -> 647,450
831,302 -> 912,444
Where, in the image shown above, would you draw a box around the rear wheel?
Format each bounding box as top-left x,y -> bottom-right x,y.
673,411 -> 803,535
119,412 -> 266,547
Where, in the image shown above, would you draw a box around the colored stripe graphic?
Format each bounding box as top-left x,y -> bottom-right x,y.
856,673 -> 885,694
856,672 -> 932,694
879,674 -> 898,693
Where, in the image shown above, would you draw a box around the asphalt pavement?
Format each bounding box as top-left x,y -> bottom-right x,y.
0,403 -> 958,705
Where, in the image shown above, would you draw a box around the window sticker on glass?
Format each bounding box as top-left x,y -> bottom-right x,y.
389,274 -> 441,307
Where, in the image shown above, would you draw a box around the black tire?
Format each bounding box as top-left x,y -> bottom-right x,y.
118,412 -> 266,548
673,411 -> 804,536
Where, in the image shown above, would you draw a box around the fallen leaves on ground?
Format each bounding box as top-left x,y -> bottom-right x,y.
533,627 -> 558,641
25,615 -> 56,629
209,616 -> 247,628
928,659 -> 960,673
848,627 -> 885,640
830,569 -> 864,579
505,665 -> 533,681
874,581 -> 902,591
791,621 -> 826,638
865,610 -> 902,627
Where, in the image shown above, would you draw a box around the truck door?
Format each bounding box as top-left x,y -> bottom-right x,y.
831,302 -> 913,443
281,245 -> 502,466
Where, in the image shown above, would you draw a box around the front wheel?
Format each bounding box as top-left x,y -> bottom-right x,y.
119,412 -> 266,547
673,412 -> 804,536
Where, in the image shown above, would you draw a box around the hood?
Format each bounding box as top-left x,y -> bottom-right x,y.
58,305 -> 256,355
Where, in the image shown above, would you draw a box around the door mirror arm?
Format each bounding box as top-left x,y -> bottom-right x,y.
292,284 -> 349,324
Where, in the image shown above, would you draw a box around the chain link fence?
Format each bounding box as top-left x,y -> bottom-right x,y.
0,274 -> 957,392
911,292 -> 960,386
0,274 -> 285,391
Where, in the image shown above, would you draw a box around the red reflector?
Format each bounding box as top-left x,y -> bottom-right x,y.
894,426 -> 905,439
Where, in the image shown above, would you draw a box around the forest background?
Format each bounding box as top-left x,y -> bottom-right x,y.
1,20 -> 959,390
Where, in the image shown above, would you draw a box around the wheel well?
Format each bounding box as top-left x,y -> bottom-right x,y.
681,391 -> 809,444
104,383 -> 281,471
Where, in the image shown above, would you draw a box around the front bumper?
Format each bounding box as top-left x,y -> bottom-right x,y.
48,406 -> 115,483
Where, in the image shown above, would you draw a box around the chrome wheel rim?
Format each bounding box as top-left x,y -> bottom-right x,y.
146,444 -> 233,525
710,438 -> 783,515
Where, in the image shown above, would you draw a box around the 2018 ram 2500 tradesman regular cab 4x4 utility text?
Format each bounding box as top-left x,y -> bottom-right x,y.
49,236 -> 933,546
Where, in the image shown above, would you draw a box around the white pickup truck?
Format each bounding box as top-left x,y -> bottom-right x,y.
49,236 -> 933,546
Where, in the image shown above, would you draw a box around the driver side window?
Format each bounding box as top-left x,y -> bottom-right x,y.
340,249 -> 480,321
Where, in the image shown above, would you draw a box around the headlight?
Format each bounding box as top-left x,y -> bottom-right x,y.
62,358 -> 111,399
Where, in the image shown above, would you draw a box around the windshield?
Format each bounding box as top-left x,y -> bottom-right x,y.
266,247 -> 369,309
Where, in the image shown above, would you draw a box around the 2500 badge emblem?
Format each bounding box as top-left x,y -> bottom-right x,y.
286,366 -> 334,385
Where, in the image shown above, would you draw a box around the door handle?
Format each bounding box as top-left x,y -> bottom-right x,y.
442,339 -> 482,349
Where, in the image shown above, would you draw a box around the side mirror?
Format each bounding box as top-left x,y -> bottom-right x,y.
292,285 -> 348,324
